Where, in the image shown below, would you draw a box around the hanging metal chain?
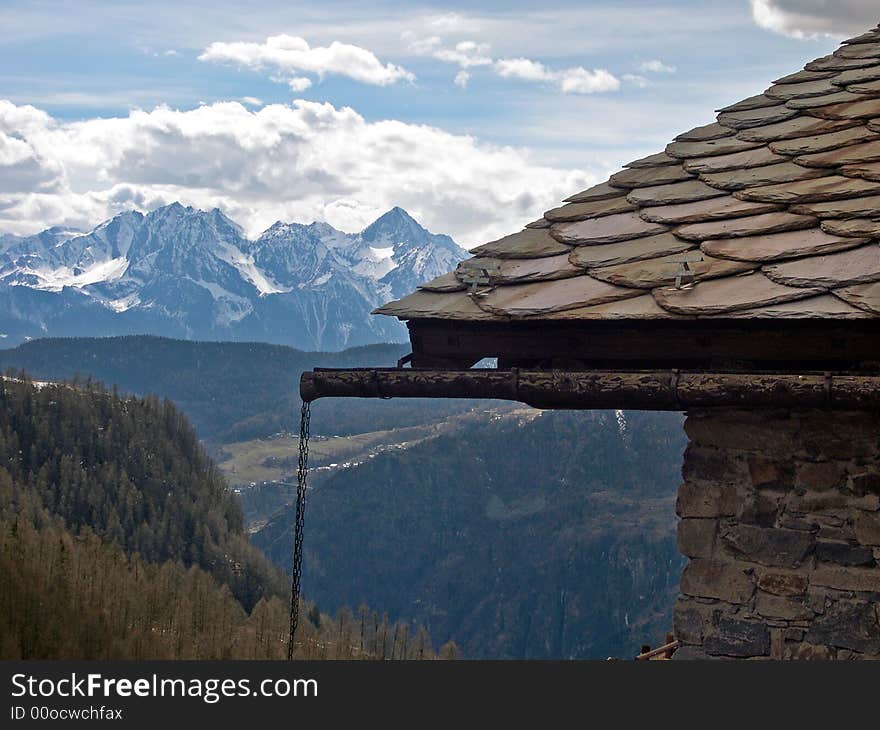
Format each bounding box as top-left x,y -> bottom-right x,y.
287,399 -> 311,660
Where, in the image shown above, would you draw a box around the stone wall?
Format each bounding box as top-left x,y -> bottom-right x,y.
674,408 -> 880,660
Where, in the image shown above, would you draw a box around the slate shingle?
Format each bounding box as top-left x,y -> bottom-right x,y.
375,28 -> 880,323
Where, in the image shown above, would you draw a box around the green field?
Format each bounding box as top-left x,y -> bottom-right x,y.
217,404 -> 538,488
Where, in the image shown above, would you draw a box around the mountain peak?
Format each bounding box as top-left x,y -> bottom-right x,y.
361,206 -> 430,245
142,201 -> 188,224
384,205 -> 412,219
369,206 -> 418,227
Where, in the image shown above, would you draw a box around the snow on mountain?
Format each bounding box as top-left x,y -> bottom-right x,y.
361,207 -> 465,298
0,204 -> 468,351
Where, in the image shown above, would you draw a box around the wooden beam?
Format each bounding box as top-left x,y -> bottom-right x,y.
407,319 -> 880,372
300,368 -> 880,411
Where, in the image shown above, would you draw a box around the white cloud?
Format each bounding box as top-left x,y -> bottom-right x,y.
493,58 -> 547,82
434,40 -> 493,68
198,34 -> 415,88
495,58 -> 620,94
558,67 -> 620,94
454,70 -> 471,88
0,98 -> 592,246
638,59 -> 676,74
403,33 -> 443,55
405,31 -> 619,94
750,0 -> 879,39
240,96 -> 263,106
403,32 -> 493,71
287,77 -> 313,92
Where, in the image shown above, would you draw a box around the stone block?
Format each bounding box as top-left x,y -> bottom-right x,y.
811,566 -> 880,593
685,411 -> 798,453
721,524 -> 814,568
755,592 -> 815,621
671,646 -> 724,660
782,642 -> 836,660
680,559 -> 755,604
770,628 -> 784,660
786,491 -> 880,513
683,445 -> 748,484
778,515 -> 817,532
855,512 -> 880,546
800,414 -> 880,460
816,521 -> 856,542
747,456 -> 794,490
677,481 -> 741,518
850,472 -> 880,496
704,617 -> 770,658
815,540 -> 876,567
756,570 -> 808,596
805,601 -> 880,654
817,525 -> 855,542
737,490 -> 785,527
673,598 -> 708,644
814,514 -> 845,528
805,587 -> 829,614
794,461 -> 847,492
677,518 -> 718,558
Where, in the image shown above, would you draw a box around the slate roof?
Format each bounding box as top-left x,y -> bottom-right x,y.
376,24 -> 880,323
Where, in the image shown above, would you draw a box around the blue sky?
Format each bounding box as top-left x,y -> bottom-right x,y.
0,0 -> 876,244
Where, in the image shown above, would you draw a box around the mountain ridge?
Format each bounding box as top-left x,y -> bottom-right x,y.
0,335 -> 476,442
0,204 -> 467,351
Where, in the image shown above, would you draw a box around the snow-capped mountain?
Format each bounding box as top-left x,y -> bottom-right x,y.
0,204 -> 467,350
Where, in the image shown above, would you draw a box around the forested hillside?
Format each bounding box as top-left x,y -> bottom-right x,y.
0,336 -> 477,441
0,376 -> 446,659
255,408 -> 687,659
0,374 -> 280,610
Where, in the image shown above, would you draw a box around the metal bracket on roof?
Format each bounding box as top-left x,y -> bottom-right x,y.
457,260 -> 501,296
669,251 -> 705,290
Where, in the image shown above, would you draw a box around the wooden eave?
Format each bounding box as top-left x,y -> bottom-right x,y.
301,316 -> 880,411
406,317 -> 880,372
304,27 -> 880,412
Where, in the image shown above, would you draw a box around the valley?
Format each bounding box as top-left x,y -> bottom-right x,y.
0,334 -> 686,659
217,403 -> 538,527
0,337 -> 684,658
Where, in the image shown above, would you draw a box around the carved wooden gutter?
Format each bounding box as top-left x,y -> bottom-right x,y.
300,368 -> 880,411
